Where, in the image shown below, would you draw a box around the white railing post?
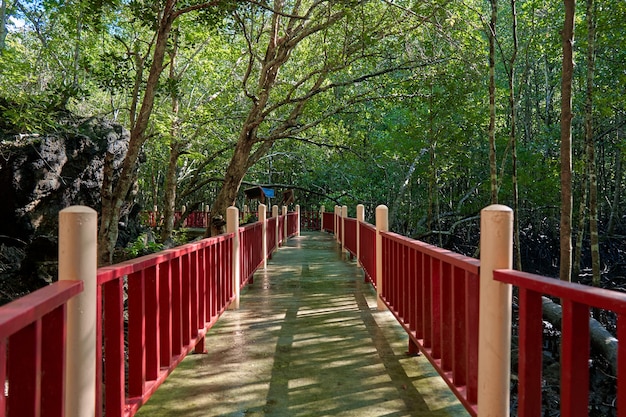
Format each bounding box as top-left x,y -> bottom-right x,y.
375,205 -> 388,311
356,204 -> 364,267
59,206 -> 97,417
296,204 -> 301,237
341,205 -> 347,255
478,204 -> 513,417
282,206 -> 288,242
320,206 -> 325,231
227,206 -> 240,309
273,205 -> 279,249
259,203 -> 267,269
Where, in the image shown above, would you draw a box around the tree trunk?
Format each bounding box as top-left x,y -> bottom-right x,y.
584,0 -> 600,286
206,138 -> 254,236
0,0 -> 6,51
607,141 -> 622,235
559,0 -> 576,282
542,297 -> 617,375
161,34 -> 182,243
161,142 -> 183,242
509,0 -> 521,271
573,180 -> 588,280
389,154 -> 420,233
488,0 -> 498,205
98,0 -> 177,264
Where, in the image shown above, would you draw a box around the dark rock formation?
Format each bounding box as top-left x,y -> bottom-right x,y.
0,117 -> 131,302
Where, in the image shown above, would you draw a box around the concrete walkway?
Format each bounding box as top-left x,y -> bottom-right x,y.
136,232 -> 470,417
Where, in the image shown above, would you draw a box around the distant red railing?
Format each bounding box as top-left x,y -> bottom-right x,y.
301,211 -> 321,230
322,212 -> 334,233
287,212 -> 298,238
494,269 -> 626,417
278,215 -> 285,247
240,222 -> 264,286
381,231 -> 480,415
267,216 -> 277,255
343,217 -> 357,256
0,280 -> 83,417
359,222 -> 376,287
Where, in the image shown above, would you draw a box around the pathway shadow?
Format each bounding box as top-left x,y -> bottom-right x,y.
135,233 -> 469,417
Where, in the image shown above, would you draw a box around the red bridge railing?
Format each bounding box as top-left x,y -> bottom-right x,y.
0,204 -> 299,417
0,281 -> 83,417
494,269 -> 626,417
381,231 -> 480,412
329,203 -> 624,417
97,234 -> 235,417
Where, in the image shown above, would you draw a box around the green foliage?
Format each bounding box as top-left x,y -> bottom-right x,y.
0,94 -> 64,133
124,233 -> 164,258
2,0 -> 626,269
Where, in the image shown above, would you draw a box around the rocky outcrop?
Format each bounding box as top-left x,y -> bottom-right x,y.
0,117 -> 130,301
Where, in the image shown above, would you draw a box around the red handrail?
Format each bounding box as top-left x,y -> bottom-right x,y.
494,269 -> 626,417
380,231 -> 480,415
0,280 -> 83,417
96,234 -> 235,417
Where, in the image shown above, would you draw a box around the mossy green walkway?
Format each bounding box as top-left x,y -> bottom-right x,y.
136,232 -> 470,417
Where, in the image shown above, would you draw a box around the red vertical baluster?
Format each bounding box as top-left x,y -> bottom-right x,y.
466,271 -> 479,405
103,278 -> 124,417
560,299 -> 590,417
159,260 -> 172,367
8,321 -> 41,417
204,246 -> 212,324
171,256 -> 182,356
41,307 -> 65,417
0,339 -> 6,417
431,258 -> 442,359
517,288 -> 543,417
451,266 -> 467,387
415,251 -> 424,340
422,254 -> 432,348
618,314 -> 626,417
408,246 -> 416,334
190,251 -> 199,339
441,262 -> 452,371
145,265 -> 159,381
198,246 -> 206,329
128,270 -> 146,397
181,253 -> 191,346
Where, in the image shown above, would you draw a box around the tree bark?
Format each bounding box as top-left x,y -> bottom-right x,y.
607,141 -> 622,235
573,179 -> 587,280
161,142 -> 183,241
98,0 -> 177,264
559,0 -> 576,282
584,0 -> 600,286
207,138 -> 255,236
509,0 -> 521,271
161,33 -> 182,243
488,0 -> 498,205
0,0 -> 6,51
